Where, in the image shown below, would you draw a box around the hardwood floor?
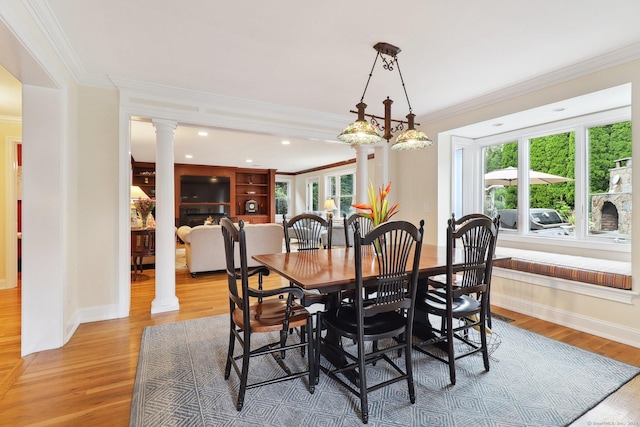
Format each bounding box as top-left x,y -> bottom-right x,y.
0,266 -> 638,426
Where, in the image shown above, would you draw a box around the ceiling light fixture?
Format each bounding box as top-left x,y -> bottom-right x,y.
185,154 -> 193,159
337,42 -> 432,150
282,140 -> 290,145
198,131 -> 208,136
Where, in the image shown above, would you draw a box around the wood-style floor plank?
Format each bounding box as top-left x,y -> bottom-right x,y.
0,265 -> 638,426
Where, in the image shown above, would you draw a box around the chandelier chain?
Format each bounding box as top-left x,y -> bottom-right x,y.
359,52 -> 380,104
395,57 -> 413,114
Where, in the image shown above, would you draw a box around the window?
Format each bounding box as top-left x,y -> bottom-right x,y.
457,108 -> 631,245
306,178 -> 319,211
275,180 -> 290,220
327,172 -> 355,217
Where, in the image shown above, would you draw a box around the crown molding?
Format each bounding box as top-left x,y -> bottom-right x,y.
420,41 -> 640,125
112,76 -> 351,142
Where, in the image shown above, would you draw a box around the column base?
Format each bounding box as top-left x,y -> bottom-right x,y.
151,296 -> 180,314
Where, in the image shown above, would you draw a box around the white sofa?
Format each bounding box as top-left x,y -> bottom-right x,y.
177,223 -> 283,276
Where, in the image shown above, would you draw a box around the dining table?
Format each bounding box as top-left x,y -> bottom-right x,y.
252,244 -> 469,294
253,244 -> 507,381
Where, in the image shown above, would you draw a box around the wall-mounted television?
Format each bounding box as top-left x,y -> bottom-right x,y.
180,175 -> 230,204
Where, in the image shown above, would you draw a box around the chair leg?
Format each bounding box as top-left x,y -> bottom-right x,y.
314,312 -> 322,386
224,326 -> 235,380
357,336 -> 369,424
481,312 -> 490,371
236,331 -> 251,411
306,317 -> 315,393
404,335 -> 416,404
446,316 -> 456,386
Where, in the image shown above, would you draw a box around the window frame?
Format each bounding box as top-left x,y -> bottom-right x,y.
325,170 -> 356,219
453,106 -> 631,254
306,177 -> 319,212
274,178 -> 292,223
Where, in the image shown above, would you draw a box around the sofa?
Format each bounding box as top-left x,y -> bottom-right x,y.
177,223 -> 283,276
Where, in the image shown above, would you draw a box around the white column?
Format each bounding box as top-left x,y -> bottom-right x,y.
151,119 -> 179,314
374,143 -> 389,188
355,145 -> 369,204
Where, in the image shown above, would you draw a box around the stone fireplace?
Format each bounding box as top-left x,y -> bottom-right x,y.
590,157 -> 632,235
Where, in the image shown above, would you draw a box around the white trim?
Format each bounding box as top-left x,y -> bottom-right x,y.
491,291 -> 640,349
493,267 -> 636,304
3,137 -> 20,290
77,304 -> 120,324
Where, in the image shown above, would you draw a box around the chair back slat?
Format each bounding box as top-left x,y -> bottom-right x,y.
448,216 -> 499,295
283,214 -> 332,252
344,213 -> 374,247
355,220 -> 424,318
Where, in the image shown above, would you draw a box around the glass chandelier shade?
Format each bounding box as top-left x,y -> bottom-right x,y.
338,102 -> 383,145
338,120 -> 383,145
391,113 -> 433,150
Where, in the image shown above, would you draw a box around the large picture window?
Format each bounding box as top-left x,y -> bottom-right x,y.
459,108 -> 631,245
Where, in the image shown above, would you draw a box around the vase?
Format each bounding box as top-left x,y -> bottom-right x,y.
141,212 -> 150,229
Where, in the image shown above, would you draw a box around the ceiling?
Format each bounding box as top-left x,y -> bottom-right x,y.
2,1 -> 640,172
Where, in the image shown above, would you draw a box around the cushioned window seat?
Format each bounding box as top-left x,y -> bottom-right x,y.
493,248 -> 632,290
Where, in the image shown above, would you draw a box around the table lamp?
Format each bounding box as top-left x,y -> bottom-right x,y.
323,198 -> 337,220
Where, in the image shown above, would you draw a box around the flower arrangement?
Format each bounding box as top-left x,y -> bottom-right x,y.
135,198 -> 155,216
352,181 -> 399,227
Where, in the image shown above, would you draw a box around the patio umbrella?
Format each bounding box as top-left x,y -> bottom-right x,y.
484,166 -> 574,186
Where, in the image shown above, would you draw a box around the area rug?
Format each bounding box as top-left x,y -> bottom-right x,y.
130,315 -> 639,427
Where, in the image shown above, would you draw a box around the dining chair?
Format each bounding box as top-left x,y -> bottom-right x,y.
413,215 -> 499,386
283,213 -> 333,252
282,213 -> 333,350
220,218 -> 315,411
422,212 -> 500,327
343,213 -> 374,248
315,219 -> 424,424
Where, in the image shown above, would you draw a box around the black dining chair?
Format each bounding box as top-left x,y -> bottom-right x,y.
282,213 -> 333,350
413,215 -> 499,386
283,213 -> 333,252
343,213 -> 374,248
315,219 -> 424,424
220,218 -> 315,411
421,212 -> 500,328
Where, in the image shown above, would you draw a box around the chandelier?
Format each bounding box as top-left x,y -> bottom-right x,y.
337,42 -> 432,150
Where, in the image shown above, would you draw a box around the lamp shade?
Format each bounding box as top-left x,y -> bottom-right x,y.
131,185 -> 149,200
323,199 -> 337,211
337,120 -> 383,145
391,129 -> 433,150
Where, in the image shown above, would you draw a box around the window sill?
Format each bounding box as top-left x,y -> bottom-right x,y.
498,232 -> 631,261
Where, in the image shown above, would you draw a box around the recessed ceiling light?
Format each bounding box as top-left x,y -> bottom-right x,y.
185,154 -> 193,159
198,131 -> 208,136
282,140 -> 290,145
246,159 -> 253,163
552,107 -> 566,112
492,122 -> 504,127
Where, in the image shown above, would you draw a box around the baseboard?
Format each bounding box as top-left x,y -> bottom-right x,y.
77,304 -> 121,324
492,292 -> 640,349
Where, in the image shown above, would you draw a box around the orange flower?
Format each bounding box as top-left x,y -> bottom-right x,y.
351,181 -> 399,227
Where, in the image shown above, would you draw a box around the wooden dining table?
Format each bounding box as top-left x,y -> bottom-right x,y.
253,244 -> 457,293
253,244 -> 507,384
